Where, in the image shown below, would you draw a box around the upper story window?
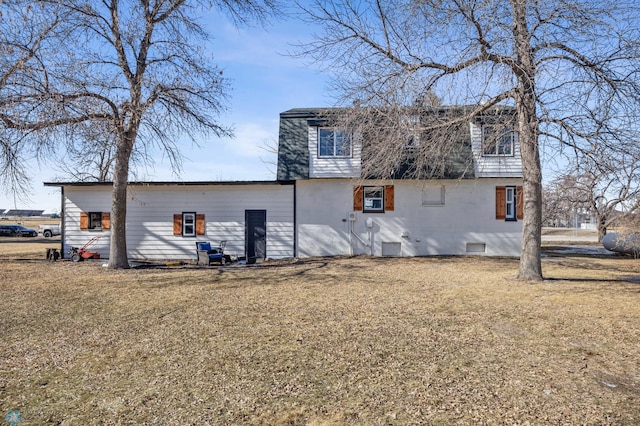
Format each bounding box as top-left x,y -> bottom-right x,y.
400,114 -> 421,149
482,125 -> 516,156
318,128 -> 352,158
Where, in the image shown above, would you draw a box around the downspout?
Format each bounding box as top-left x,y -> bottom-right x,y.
349,219 -> 353,255
60,186 -> 65,259
293,181 -> 297,258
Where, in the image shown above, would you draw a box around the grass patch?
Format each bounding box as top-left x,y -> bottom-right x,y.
1,243 -> 639,424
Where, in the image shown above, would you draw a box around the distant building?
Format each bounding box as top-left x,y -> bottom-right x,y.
2,209 -> 45,217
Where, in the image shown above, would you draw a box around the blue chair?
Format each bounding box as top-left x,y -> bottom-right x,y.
196,241 -> 226,265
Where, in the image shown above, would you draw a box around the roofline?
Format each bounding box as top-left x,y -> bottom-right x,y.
43,180 -> 292,187
279,108 -> 344,119
280,105 -> 517,119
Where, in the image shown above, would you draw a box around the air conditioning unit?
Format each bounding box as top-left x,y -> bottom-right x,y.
348,212 -> 357,221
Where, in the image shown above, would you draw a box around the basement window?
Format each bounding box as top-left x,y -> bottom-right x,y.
466,242 -> 486,253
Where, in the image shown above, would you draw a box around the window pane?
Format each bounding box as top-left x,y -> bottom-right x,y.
319,129 -> 334,156
482,126 -> 496,155
498,127 -> 514,155
505,187 -> 515,219
89,212 -> 102,229
334,131 -> 351,156
366,199 -> 383,210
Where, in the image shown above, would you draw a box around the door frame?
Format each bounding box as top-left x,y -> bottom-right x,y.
245,209 -> 267,261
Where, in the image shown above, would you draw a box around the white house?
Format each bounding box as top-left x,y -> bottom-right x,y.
44,181 -> 295,261
46,106 -> 523,261
277,107 -> 524,257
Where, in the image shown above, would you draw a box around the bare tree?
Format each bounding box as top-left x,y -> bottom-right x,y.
556,155 -> 640,242
0,2 -> 67,204
1,0 -> 278,268
296,0 -> 640,280
542,177 -> 576,227
52,122 -> 118,182
52,121 -> 152,183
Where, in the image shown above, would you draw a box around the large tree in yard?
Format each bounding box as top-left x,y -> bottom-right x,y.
297,0 -> 640,280
1,0 -> 277,268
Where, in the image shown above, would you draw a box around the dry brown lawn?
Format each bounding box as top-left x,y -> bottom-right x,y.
0,241 -> 639,425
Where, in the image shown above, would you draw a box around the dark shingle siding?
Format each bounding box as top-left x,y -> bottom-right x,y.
277,111 -> 312,180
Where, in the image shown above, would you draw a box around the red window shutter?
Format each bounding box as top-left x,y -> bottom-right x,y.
80,212 -> 89,230
495,186 -> 506,220
384,185 -> 395,211
101,212 -> 111,230
173,214 -> 182,235
353,186 -> 363,211
516,186 -> 524,220
196,214 -> 206,236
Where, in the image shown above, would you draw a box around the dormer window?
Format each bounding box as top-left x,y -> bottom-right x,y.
318,128 -> 352,158
482,125 -> 516,156
401,115 -> 421,148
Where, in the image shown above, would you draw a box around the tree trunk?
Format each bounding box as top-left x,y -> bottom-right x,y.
516,98 -> 543,281
597,214 -> 607,242
513,1 -> 543,281
108,133 -> 134,269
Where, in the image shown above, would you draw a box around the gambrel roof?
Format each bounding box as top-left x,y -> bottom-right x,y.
276,106 -> 518,182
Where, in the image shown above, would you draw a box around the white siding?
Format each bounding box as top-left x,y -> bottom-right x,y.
308,127 -> 361,178
470,122 -> 523,178
296,178 -> 523,257
62,184 -> 294,261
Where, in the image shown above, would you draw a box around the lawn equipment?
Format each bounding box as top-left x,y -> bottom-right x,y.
69,236 -> 103,262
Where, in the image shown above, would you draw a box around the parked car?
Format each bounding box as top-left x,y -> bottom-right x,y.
0,224 -> 38,237
39,223 -> 61,238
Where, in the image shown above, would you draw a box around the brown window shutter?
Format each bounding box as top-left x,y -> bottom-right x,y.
101,212 -> 111,230
80,212 -> 89,230
516,186 -> 524,220
353,185 -> 363,211
495,186 -> 506,220
196,213 -> 206,236
384,185 -> 395,211
173,214 -> 182,235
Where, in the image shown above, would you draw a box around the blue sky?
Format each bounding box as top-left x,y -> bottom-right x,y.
0,7 -> 331,214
